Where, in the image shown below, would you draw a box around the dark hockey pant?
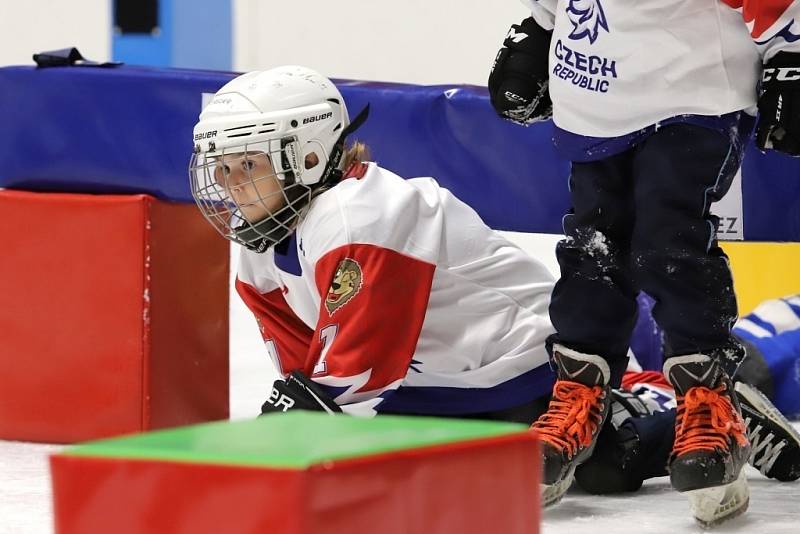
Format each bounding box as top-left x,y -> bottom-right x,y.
549,123 -> 747,386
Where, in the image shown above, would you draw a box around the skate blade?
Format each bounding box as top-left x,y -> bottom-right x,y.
685,470 -> 749,528
541,465 -> 576,508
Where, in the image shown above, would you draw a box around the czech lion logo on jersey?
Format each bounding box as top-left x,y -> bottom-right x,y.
325,258 -> 363,315
567,0 -> 609,44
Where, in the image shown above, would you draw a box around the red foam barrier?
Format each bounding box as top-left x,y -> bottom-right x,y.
0,191 -> 229,442
51,434 -> 540,534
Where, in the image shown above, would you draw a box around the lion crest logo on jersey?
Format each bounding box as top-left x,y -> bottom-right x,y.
567,0 -> 609,44
325,258 -> 363,315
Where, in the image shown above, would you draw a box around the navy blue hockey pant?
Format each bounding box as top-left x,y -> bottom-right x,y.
549,123 -> 747,385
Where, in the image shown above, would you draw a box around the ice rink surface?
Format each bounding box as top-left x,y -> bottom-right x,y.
2,238 -> 798,534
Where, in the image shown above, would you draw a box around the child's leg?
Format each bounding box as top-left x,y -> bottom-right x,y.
631,122 -> 751,525
575,408 -> 675,494
536,150 -> 639,505
630,123 -> 744,370
549,150 -> 639,386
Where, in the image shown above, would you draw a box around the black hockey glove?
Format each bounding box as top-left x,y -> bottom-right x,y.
756,52 -> 800,156
261,370 -> 342,415
488,17 -> 553,125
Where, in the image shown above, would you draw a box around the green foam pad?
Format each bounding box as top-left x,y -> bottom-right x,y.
63,412 -> 527,469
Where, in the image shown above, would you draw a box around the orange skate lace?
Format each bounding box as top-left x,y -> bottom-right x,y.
532,380 -> 605,458
673,384 -> 749,456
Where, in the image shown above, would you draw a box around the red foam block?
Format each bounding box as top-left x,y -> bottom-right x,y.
51,433 -> 540,534
0,191 -> 229,442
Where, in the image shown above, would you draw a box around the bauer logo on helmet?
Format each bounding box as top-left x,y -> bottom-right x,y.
303,111 -> 333,125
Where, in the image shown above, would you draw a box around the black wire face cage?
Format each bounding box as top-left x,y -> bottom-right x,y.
189,140 -> 314,253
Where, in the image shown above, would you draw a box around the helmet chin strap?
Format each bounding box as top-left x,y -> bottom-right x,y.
234,104 -> 371,253
319,104 -> 371,186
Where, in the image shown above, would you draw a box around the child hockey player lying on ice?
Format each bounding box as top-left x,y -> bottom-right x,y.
188,66 -> 800,523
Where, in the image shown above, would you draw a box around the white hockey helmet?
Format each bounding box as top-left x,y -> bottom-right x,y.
189,65 -> 367,252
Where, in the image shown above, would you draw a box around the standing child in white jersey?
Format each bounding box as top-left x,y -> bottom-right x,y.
190,65 -> 557,423
488,0 -> 800,524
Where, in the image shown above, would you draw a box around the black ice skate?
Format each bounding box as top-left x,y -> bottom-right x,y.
735,381 -> 800,482
665,354 -> 751,527
531,345 -> 611,507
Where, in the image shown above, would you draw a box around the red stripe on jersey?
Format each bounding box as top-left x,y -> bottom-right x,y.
235,278 -> 313,374
307,243 -> 435,393
621,370 -> 674,392
723,0 -> 796,38
343,161 -> 369,180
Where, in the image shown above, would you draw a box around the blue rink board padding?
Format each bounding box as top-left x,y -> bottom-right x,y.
0,65 -> 799,241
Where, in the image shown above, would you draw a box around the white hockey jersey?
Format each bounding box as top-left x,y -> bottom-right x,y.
521,0 -> 800,138
236,162 -> 556,417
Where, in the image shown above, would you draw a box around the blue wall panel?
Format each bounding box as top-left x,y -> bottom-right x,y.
0,65 -> 797,241
112,0 -> 231,71
112,0 -> 173,67
172,0 -> 231,71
